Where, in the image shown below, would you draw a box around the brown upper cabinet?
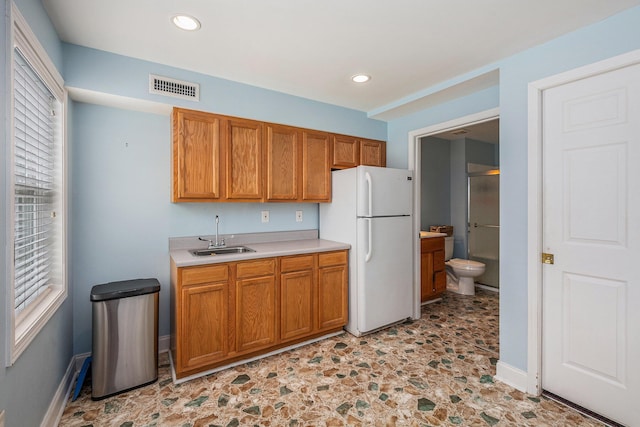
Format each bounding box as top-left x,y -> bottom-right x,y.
266,124 -> 299,201
301,130 -> 332,202
331,134 -> 386,169
359,138 -> 387,167
172,108 -> 224,202
226,118 -> 263,201
172,107 -> 382,203
265,125 -> 331,203
332,134 -> 359,169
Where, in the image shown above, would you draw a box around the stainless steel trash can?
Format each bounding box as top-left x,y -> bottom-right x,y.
90,278 -> 160,400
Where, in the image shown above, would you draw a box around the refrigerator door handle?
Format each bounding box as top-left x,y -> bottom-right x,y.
365,171 -> 372,217
365,218 -> 373,262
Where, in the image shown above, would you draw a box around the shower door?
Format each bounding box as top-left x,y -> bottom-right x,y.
468,169 -> 499,287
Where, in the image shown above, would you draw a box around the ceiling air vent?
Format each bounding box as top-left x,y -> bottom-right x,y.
149,74 -> 200,101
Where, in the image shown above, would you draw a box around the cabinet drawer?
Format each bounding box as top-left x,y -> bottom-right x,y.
421,237 -> 444,253
236,259 -> 276,278
181,264 -> 228,286
281,255 -> 314,273
319,251 -> 347,267
433,250 -> 445,270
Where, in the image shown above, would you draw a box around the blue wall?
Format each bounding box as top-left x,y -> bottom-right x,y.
64,46 -> 388,354
420,136 -> 450,228
0,1 -> 74,426
387,5 -> 640,372
62,44 -> 387,141
70,103 -> 329,353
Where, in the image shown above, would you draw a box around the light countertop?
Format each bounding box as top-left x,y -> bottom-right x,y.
170,231 -> 350,267
420,231 -> 447,239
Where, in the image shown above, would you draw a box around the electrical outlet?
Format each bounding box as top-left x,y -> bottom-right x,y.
261,210 -> 269,223
296,210 -> 303,222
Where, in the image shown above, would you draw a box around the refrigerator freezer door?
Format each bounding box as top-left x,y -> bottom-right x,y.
356,215 -> 413,333
356,166 -> 413,217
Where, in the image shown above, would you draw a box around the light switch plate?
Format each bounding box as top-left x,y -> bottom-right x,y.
261,210 -> 269,223
295,210 -> 303,222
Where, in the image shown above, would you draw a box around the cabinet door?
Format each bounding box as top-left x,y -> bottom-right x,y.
266,124 -> 299,201
280,255 -> 315,341
317,252 -> 348,331
302,130 -> 331,202
280,270 -> 314,341
421,238 -> 445,301
226,118 -> 263,200
420,251 -> 435,302
178,282 -> 229,373
235,263 -> 277,353
433,249 -> 446,294
359,139 -> 386,167
172,108 -> 224,201
332,134 -> 359,169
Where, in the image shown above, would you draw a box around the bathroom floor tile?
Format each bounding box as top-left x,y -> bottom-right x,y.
59,289 -> 604,426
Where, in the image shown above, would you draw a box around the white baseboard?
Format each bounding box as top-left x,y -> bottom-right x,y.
40,354 -> 79,427
495,360 -> 528,392
44,335 -> 171,427
476,284 -> 499,293
159,334 -> 170,354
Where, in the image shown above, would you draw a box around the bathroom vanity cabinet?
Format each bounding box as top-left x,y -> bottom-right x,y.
420,236 -> 446,302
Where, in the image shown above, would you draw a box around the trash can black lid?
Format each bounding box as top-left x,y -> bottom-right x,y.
90,278 -> 160,301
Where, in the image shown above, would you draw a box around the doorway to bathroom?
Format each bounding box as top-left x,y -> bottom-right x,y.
418,118 -> 500,290
408,107 -> 499,320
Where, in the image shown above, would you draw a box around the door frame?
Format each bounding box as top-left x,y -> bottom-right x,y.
526,48 -> 640,395
407,107 -> 500,320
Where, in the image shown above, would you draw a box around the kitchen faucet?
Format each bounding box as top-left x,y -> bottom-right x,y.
199,215 -> 226,248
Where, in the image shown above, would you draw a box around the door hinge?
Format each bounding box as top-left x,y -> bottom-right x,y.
541,253 -> 554,265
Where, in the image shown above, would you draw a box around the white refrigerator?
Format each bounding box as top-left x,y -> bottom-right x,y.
320,166 -> 414,336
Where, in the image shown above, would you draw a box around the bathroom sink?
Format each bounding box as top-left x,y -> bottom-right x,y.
420,231 -> 447,239
190,246 -> 256,256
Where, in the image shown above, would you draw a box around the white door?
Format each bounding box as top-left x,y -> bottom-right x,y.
357,215 -> 413,333
542,62 -> 640,425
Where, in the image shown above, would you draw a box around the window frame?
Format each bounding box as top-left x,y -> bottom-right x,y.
6,3 -> 67,365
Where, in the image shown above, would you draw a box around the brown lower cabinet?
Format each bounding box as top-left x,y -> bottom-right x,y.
420,237 -> 446,302
234,259 -> 277,353
171,250 -> 348,379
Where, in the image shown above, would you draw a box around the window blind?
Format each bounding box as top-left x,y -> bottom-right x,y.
13,48 -> 57,316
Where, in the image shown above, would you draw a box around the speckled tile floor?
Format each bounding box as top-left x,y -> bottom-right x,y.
59,290 -> 604,426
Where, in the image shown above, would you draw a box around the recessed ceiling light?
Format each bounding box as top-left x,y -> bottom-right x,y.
172,15 -> 201,31
351,74 -> 371,83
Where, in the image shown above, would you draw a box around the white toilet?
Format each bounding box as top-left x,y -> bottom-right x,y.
444,236 -> 485,295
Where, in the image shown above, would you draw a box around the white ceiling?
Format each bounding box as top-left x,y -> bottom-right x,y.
43,0 -> 640,116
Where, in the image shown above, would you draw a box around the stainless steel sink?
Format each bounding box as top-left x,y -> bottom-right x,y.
190,246 -> 256,256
